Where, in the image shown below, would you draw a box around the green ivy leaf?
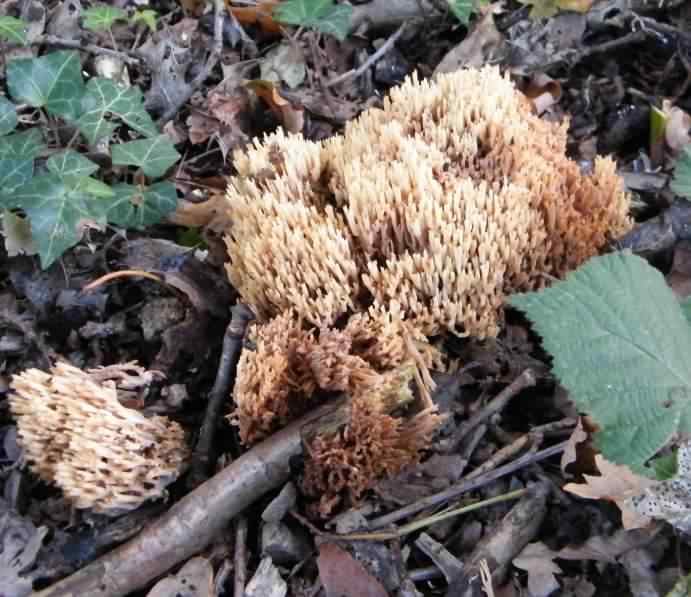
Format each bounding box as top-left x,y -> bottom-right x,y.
12,174 -> 106,267
0,16 -> 28,45
0,159 -> 33,198
0,128 -> 45,159
650,451 -> 678,480
76,77 -> 158,144
273,0 -> 352,40
7,51 -> 85,120
111,134 -> 180,178
448,0 -> 475,24
82,5 -> 128,31
0,97 -> 18,136
510,252 -> 691,473
46,150 -> 100,178
131,9 -> 158,32
107,181 -> 178,229
63,175 -> 114,198
672,145 -> 691,200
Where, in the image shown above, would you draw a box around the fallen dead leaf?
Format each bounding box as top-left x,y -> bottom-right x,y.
435,4 -> 506,74
513,542 -> 562,597
560,417 -> 589,473
317,542 -> 388,597
564,455 -> 657,529
665,241 -> 691,299
626,441 -> 691,534
227,0 -> 281,34
246,79 -> 304,133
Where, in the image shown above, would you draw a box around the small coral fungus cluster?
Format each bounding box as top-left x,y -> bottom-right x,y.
225,66 -> 631,512
9,362 -> 189,515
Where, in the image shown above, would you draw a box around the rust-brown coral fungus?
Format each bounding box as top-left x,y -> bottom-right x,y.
225,65 -> 631,338
225,65 -> 631,513
9,362 -> 189,515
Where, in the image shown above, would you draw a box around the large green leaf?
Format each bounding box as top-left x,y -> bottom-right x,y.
273,0 -> 352,40
672,145 -> 691,200
81,5 -> 128,31
107,181 -> 178,229
76,78 -> 158,144
12,174 -> 106,267
510,252 -> 691,473
47,150 -> 100,178
7,51 -> 85,120
111,134 -> 180,178
0,16 -> 28,45
0,129 -> 44,159
0,97 -> 18,136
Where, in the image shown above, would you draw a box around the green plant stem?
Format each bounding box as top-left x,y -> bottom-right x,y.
333,488 -> 528,541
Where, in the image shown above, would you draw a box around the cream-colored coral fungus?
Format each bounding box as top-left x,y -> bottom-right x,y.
225,66 -> 632,512
226,65 -> 631,337
9,362 -> 189,515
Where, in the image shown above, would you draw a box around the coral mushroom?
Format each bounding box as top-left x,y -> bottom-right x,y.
9,362 -> 189,515
224,65 -> 632,512
225,65 -> 631,337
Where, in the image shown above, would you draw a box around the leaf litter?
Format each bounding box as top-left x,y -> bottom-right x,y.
0,0 -> 690,596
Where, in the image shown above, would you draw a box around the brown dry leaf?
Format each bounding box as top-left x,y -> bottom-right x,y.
434,4 -> 505,74
513,542 -> 562,597
560,417 -> 588,473
179,0 -> 206,16
246,80 -> 304,133
146,556 -> 213,596
227,0 -> 281,34
187,111 -> 219,145
317,543 -> 388,597
557,528 -> 659,564
208,88 -> 249,126
564,455 -> 657,529
168,194 -> 228,230
523,73 -> 561,116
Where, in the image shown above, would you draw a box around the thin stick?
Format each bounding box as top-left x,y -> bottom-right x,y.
325,22 -> 407,88
81,270 -> 163,292
449,369 -> 536,452
188,304 -> 255,487
158,0 -> 225,124
367,441 -> 567,529
38,34 -> 141,66
233,516 -> 248,597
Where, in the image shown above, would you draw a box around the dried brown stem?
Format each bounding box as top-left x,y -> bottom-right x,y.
34,399 -> 345,597
188,303 -> 255,487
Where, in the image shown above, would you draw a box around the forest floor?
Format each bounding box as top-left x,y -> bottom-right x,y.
1,0 -> 691,596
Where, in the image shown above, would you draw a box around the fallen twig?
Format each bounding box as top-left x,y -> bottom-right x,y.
233,516 -> 248,597
188,303 -> 255,487
158,0 -> 225,125
368,441 -> 566,529
38,35 -> 142,66
326,22 -> 407,88
34,399 -> 346,597
448,369 -> 536,452
446,482 -> 550,597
